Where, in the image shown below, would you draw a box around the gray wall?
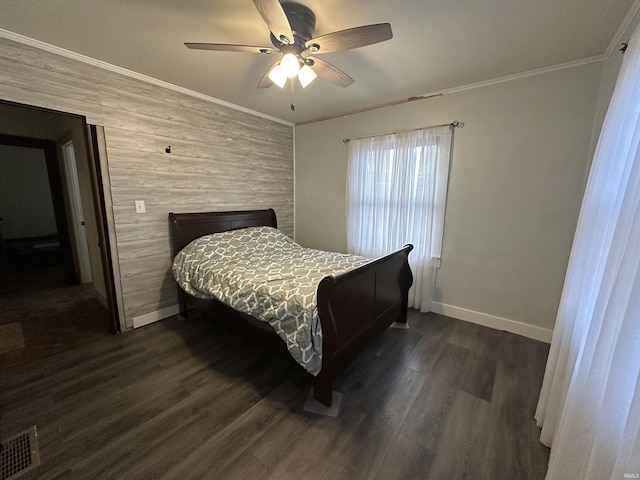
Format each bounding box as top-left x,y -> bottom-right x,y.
0,145 -> 57,238
295,62 -> 603,339
0,36 -> 294,329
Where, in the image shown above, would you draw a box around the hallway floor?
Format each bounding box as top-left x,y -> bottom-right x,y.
0,262 -> 113,374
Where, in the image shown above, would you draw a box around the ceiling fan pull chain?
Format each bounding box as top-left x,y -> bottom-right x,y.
290,80 -> 295,111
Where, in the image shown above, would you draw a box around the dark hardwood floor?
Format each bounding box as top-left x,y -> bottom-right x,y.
0,309 -> 550,480
0,263 -> 113,373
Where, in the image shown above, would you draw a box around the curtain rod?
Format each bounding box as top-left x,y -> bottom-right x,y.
342,120 -> 464,144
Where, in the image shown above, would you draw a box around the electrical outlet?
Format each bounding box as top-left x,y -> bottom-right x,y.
135,200 -> 146,213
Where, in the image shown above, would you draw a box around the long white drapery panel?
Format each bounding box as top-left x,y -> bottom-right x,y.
535,23 -> 640,480
346,126 -> 452,311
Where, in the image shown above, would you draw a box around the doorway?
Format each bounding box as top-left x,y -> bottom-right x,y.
0,101 -> 119,371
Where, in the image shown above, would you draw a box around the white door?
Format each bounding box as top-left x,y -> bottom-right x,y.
61,141 -> 92,283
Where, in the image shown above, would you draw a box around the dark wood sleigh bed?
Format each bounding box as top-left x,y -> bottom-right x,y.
169,209 -> 413,407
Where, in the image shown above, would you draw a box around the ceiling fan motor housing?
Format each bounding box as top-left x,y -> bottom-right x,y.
270,2 -> 316,49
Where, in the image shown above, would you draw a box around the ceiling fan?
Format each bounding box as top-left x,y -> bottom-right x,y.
185,0 -> 393,89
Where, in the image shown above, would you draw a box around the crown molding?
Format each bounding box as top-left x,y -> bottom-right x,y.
298,55 -> 605,126
421,54 -> 605,99
0,28 -> 294,127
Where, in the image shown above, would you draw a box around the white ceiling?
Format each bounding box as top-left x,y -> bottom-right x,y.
0,0 -> 636,124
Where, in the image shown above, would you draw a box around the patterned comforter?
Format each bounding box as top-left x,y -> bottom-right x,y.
171,226 -> 370,375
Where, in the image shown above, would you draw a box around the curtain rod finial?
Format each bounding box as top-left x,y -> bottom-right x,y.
343,138 -> 350,144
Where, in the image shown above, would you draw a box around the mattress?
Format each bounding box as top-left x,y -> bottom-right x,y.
172,226 -> 370,375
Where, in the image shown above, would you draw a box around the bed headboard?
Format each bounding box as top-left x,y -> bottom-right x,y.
168,209 -> 277,257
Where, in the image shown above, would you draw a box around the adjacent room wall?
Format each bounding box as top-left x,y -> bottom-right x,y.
0,36 -> 294,329
0,145 -> 57,238
295,62 -> 603,340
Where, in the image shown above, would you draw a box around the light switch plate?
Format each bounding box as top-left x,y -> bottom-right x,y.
135,200 -> 146,213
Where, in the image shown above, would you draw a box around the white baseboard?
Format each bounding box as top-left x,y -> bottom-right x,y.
130,301 -> 554,342
132,304 -> 180,329
429,302 -> 553,343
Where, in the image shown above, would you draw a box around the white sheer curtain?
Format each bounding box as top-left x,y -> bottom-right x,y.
346,125 -> 452,311
535,23 -> 640,480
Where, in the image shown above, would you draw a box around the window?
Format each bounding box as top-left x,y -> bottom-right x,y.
346,125 -> 452,311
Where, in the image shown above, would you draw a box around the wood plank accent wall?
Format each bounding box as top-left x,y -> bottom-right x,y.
0,37 -> 294,329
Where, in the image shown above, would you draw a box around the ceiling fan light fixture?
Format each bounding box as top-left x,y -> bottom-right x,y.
298,64 -> 317,88
268,64 -> 288,88
280,53 -> 301,78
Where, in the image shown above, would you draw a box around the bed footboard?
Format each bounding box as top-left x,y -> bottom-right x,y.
314,245 -> 414,406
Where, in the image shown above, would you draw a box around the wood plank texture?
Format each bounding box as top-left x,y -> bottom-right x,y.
0,36 -> 294,328
0,310 -> 550,479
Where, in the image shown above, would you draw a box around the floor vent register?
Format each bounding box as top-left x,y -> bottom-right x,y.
0,426 -> 40,480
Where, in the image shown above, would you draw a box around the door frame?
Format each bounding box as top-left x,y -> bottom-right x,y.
86,125 -> 121,333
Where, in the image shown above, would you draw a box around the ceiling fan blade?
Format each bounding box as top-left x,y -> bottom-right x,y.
305,23 -> 393,54
258,61 -> 280,88
307,57 -> 354,88
185,43 -> 274,54
252,0 -> 294,45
